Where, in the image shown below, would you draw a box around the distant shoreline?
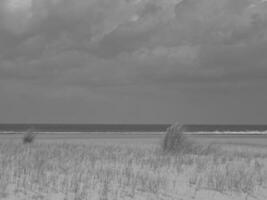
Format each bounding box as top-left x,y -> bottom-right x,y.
1,131 -> 267,135
1,124 -> 267,133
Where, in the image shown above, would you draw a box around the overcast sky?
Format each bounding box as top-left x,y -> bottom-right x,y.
0,0 -> 267,124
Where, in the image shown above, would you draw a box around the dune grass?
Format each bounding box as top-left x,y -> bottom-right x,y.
162,123 -> 222,155
0,124 -> 266,199
22,128 -> 36,144
0,138 -> 267,200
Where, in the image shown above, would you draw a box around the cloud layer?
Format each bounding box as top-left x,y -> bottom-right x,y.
0,0 -> 267,123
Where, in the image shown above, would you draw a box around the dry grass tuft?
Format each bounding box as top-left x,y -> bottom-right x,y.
23,128 -> 36,144
162,123 -> 223,156
162,123 -> 189,153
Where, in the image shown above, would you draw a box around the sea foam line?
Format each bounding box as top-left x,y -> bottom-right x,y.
1,131 -> 267,135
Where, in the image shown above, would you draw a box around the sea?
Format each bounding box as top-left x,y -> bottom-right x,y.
0,124 -> 267,134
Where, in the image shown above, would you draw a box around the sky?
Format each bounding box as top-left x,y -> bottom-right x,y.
0,0 -> 267,124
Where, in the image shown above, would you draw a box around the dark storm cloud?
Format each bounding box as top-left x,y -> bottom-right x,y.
0,50 -> 90,82
199,42 -> 267,70
1,0 -> 267,86
139,2 -> 161,18
88,25 -> 152,58
1,0 -> 267,123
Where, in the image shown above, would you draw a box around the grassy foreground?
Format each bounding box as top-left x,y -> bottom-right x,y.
0,140 -> 267,200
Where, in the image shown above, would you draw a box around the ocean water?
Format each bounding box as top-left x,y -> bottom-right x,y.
0,124 -> 267,134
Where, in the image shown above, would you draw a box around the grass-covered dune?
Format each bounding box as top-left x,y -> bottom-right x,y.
0,125 -> 267,200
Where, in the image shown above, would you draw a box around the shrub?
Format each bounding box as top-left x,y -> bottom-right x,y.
162,123 -> 191,153
23,128 -> 36,144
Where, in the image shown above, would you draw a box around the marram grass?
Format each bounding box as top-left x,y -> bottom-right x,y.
0,140 -> 267,200
22,128 -> 36,144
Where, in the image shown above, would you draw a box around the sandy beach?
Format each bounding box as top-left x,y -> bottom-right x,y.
1,132 -> 267,200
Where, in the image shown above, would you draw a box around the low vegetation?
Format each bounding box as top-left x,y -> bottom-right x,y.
0,125 -> 266,199
162,122 -> 188,153
162,123 -> 221,155
22,128 -> 36,144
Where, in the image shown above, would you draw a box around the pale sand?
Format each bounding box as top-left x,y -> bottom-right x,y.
1,178 -> 267,200
1,134 -> 267,200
